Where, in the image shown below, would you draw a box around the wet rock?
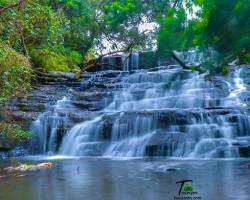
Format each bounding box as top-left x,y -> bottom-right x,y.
3,162 -> 53,173
148,131 -> 185,145
71,100 -> 101,111
0,147 -> 11,152
239,91 -> 250,105
238,146 -> 250,157
226,114 -> 241,123
240,163 -> 250,168
145,131 -> 186,157
95,70 -> 123,78
232,141 -> 249,147
139,51 -> 158,69
48,71 -> 76,79
165,168 -> 178,171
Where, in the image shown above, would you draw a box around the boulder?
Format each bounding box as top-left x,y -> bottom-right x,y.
238,146 -> 250,157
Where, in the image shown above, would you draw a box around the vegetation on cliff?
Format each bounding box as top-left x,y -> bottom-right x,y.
0,0 -> 249,99
0,44 -> 33,101
0,122 -> 31,150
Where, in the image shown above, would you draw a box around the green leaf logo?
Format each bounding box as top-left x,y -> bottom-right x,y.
182,182 -> 193,192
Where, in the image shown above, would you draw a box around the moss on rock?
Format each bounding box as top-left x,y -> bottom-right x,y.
0,122 -> 31,150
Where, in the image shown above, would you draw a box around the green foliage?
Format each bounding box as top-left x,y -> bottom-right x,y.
56,0 -> 101,55
157,0 -> 250,74
66,50 -> 83,70
30,47 -> 82,72
221,65 -> 230,76
31,48 -> 70,72
84,48 -> 96,63
0,44 -> 33,100
23,1 -> 65,47
0,122 -> 31,148
158,7 -> 188,57
0,0 -> 171,69
0,0 -> 79,72
103,0 -> 139,29
1,0 -> 250,80
242,53 -> 250,63
101,0 -> 170,51
193,0 -> 250,68
0,0 -> 65,50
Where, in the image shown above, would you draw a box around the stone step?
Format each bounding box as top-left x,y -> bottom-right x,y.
116,96 -> 222,110
100,108 -> 246,126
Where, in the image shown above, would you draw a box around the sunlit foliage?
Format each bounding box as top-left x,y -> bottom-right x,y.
0,0 -> 250,100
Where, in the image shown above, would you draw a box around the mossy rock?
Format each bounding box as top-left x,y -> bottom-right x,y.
0,122 -> 31,151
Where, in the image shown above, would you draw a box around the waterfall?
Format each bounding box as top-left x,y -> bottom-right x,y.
30,96 -> 71,154
102,52 -> 140,71
122,54 -> 129,71
130,53 -> 139,70
226,68 -> 246,107
59,66 -> 250,158
175,48 -> 215,67
123,53 -> 139,71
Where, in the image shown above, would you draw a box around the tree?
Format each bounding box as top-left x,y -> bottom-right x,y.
192,0 -> 250,72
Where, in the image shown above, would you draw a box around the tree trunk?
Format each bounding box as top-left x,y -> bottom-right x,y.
172,50 -> 188,69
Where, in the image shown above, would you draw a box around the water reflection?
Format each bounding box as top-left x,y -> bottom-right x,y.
0,158 -> 250,200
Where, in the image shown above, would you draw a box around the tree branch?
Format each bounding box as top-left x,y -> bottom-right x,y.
173,0 -> 179,8
172,50 -> 188,69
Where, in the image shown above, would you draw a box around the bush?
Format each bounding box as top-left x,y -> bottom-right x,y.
242,53 -> 250,63
30,48 -> 69,72
0,122 -> 31,149
67,50 -> 83,70
0,44 -> 33,100
30,47 -> 82,72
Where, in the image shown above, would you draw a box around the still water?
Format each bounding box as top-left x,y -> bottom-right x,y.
0,157 -> 250,200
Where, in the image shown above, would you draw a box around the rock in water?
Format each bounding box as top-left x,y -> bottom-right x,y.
3,162 -> 53,173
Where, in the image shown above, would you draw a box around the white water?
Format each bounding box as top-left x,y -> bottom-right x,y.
102,53 -> 139,71
224,68 -> 247,107
31,96 -> 72,154
123,53 -> 139,71
58,65 -> 250,158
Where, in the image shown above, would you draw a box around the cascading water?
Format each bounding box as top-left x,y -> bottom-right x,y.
174,48 -> 216,67
130,52 -> 139,70
59,63 -> 250,158
224,68 -> 247,107
102,53 -> 139,71
30,96 -> 73,154
123,53 -> 139,71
